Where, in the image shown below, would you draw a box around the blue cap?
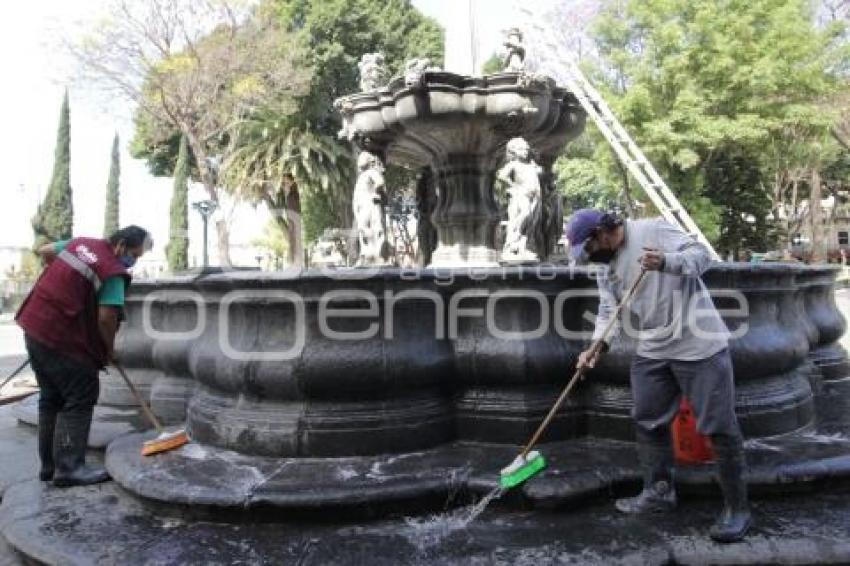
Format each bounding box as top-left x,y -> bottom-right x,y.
566,208 -> 605,262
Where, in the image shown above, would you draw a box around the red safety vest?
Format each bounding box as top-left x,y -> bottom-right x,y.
16,238 -> 130,369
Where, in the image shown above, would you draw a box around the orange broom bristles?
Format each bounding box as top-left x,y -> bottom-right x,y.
141,430 -> 189,456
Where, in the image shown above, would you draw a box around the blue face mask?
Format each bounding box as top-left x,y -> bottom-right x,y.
120,255 -> 137,269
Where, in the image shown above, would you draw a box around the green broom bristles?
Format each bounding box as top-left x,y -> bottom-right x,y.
500,451 -> 546,489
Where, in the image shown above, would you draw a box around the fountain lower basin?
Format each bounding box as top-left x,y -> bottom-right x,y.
104,262 -> 850,511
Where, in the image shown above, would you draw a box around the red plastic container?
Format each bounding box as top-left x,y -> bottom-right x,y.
672,397 -> 714,464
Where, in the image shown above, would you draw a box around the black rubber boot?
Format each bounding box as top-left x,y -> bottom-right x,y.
616,431 -> 677,514
37,412 -> 56,481
52,410 -> 110,488
709,434 -> 751,543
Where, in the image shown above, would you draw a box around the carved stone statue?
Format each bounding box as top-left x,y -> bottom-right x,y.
538,166 -> 564,260
498,138 -> 542,262
334,99 -> 356,141
358,52 -> 387,92
353,151 -> 389,265
415,167 -> 438,267
502,28 -> 526,72
403,58 -> 439,89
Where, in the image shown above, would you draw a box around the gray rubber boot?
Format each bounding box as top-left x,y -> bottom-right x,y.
616,431 -> 677,514
37,412 -> 56,481
52,410 -> 110,488
709,434 -> 751,543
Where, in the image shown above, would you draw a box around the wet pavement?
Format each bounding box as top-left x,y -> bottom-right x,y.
1,473 -> 850,565
1,292 -> 850,564
3,392 -> 850,564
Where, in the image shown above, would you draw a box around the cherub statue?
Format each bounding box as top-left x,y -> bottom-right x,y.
498,137 -> 542,260
415,167 -> 438,267
502,28 -> 526,72
353,151 -> 389,264
358,52 -> 387,92
334,98 -> 357,141
404,57 -> 439,89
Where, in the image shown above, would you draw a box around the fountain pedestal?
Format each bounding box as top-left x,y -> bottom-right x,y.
429,156 -> 501,267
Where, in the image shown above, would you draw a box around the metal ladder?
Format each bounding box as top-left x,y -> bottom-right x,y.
520,10 -> 720,260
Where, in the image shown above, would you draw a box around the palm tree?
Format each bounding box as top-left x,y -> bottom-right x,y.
223,112 -> 353,268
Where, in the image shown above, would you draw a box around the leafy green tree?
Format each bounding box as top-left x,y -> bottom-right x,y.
223,114 -> 352,267
103,133 -> 120,237
77,0 -> 311,266
265,0 -> 443,237
33,91 -> 73,246
121,1 -> 442,247
166,135 -> 190,272
252,218 -> 290,270
553,132 -> 647,216
273,0 -> 444,128
708,145 -> 775,257
588,0 -> 846,255
301,189 -> 339,245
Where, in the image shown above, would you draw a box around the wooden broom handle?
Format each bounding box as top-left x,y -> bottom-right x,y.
519,269 -> 647,459
0,359 -> 31,392
112,361 -> 164,433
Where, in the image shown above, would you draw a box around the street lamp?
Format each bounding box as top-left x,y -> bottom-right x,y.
192,199 -> 219,268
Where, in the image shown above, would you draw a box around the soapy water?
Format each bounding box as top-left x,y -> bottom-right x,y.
400,486 -> 505,553
745,431 -> 850,453
800,431 -> 850,444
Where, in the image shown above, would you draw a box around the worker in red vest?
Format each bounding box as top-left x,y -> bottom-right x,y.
16,226 -> 152,487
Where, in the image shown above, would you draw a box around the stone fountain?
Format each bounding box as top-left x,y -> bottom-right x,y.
4,23 -> 850,566
338,46 -> 578,268
96,43 -> 850,511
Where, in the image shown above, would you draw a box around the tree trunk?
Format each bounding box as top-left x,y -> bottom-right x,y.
789,177 -> 799,249
284,180 -> 303,268
832,127 -> 850,152
810,166 -> 824,263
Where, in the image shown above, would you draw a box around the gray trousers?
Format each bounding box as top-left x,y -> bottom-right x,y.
630,348 -> 741,439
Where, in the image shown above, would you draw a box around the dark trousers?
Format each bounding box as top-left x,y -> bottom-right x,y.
630,348 -> 741,440
24,335 -> 99,416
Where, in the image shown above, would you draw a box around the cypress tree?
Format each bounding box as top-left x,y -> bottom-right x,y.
103,132 -> 120,237
32,90 -> 73,246
166,135 -> 190,272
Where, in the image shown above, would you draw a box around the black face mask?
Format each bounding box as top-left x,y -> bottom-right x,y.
588,249 -> 616,263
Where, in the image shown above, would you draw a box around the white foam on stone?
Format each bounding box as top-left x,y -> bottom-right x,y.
800,431 -> 850,444
180,443 -> 209,460
743,438 -> 783,452
366,462 -> 389,481
159,518 -> 184,529
336,466 -> 359,480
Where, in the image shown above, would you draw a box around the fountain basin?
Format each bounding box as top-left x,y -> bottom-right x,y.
114,263 -> 845,459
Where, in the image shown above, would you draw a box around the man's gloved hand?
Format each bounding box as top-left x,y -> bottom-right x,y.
639,247 -> 665,271
577,342 -> 608,370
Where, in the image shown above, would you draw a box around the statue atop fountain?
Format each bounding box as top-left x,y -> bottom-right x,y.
416,167 -> 439,267
358,52 -> 387,92
353,150 -> 389,265
404,58 -> 440,89
502,27 -> 526,72
498,137 -> 543,262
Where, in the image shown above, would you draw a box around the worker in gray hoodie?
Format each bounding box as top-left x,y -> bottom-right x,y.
566,208 -> 750,543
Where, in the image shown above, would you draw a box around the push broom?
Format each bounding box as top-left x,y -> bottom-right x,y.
112,361 -> 189,456
0,359 -> 37,407
500,268 -> 648,489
